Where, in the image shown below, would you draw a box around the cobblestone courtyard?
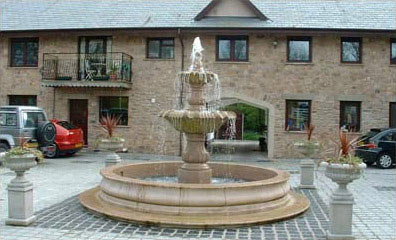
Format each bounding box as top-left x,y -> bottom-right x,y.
1,152 -> 395,240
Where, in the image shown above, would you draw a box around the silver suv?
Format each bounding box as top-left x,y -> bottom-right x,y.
0,106 -> 56,156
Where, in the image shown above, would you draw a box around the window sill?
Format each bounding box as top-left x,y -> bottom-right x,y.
143,58 -> 175,61
7,66 -> 38,69
214,61 -> 250,64
284,62 -> 314,65
284,131 -> 307,134
115,125 -> 130,128
339,63 -> 364,66
389,64 -> 396,67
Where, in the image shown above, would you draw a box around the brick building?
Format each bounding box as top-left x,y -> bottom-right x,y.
0,0 -> 395,158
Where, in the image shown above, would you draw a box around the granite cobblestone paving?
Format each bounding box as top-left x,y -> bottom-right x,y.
0,152 -> 395,240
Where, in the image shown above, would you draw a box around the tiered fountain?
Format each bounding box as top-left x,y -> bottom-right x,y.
80,37 -> 309,227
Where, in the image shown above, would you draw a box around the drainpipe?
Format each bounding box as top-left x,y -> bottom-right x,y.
178,28 -> 185,156
52,87 -> 56,119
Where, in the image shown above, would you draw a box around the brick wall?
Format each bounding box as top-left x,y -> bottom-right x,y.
1,32 -> 395,158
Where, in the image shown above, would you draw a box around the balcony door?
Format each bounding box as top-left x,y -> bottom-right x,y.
79,36 -> 112,80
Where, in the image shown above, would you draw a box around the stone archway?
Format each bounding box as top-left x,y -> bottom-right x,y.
220,92 -> 275,159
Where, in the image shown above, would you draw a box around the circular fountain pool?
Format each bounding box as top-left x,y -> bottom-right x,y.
79,162 -> 309,227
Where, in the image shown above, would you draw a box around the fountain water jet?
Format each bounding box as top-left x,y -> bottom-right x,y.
79,37 -> 310,227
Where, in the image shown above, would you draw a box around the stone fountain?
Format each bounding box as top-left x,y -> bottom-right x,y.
80,37 -> 310,227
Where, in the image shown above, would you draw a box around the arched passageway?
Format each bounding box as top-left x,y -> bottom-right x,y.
214,92 -> 275,159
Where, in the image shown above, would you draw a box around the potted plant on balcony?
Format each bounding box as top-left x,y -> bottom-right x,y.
109,63 -> 119,81
98,115 -> 125,167
320,129 -> 366,239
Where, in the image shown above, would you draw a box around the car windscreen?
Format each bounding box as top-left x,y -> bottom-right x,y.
0,113 -> 17,126
359,131 -> 380,143
57,121 -> 78,130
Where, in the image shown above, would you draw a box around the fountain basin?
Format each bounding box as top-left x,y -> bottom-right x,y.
159,110 -> 235,134
80,162 -> 310,227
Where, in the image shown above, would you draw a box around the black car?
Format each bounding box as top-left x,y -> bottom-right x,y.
355,128 -> 395,169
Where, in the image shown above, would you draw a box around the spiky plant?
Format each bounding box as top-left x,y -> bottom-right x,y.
325,129 -> 363,166
99,114 -> 121,139
306,124 -> 315,141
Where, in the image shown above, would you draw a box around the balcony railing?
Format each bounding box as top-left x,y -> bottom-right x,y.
42,52 -> 133,83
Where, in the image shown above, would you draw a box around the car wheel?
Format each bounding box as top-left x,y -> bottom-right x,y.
45,145 -> 58,158
376,153 -> 393,169
0,143 -> 10,153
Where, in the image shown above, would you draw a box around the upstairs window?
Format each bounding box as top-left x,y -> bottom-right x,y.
340,101 -> 361,132
147,38 -> 174,59
285,100 -> 311,131
287,37 -> 312,62
99,96 -> 129,126
341,37 -> 362,63
391,39 -> 396,64
216,36 -> 248,62
10,38 -> 39,67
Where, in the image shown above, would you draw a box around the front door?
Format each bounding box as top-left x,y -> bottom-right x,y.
70,99 -> 88,145
390,103 -> 396,128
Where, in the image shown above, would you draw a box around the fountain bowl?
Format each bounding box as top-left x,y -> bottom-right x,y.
159,110 -> 236,134
80,162 -> 310,227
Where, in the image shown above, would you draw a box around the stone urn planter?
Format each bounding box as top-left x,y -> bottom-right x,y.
99,138 -> 125,167
3,153 -> 37,226
293,140 -> 320,158
294,141 -> 320,189
320,161 -> 366,240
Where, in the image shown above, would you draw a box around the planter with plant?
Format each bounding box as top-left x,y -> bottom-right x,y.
99,115 -> 124,167
321,130 -> 366,240
109,63 -> 119,81
293,124 -> 320,158
3,143 -> 43,226
293,124 -> 320,189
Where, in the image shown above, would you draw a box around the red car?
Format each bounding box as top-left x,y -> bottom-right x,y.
45,119 -> 84,158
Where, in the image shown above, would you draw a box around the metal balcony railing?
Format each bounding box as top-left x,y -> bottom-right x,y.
42,52 -> 133,82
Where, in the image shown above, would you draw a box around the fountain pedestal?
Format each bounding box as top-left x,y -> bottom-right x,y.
179,133 -> 212,183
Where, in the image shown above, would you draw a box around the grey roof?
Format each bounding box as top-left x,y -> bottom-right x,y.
1,0 -> 395,32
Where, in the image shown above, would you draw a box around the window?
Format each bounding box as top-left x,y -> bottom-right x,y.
99,97 -> 129,126
285,100 -> 311,131
380,132 -> 396,142
340,101 -> 361,132
147,38 -> 174,59
216,36 -> 248,62
390,103 -> 396,128
391,39 -> 396,64
22,112 -> 46,128
341,37 -> 362,63
287,37 -> 312,62
0,113 -> 17,126
10,38 -> 39,67
9,95 -> 37,106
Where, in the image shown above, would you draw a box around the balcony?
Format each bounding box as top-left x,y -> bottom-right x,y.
41,52 -> 133,89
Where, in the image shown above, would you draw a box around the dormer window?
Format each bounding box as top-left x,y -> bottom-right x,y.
195,0 -> 267,21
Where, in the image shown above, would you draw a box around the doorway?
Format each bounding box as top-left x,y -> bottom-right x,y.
390,102 -> 396,128
69,99 -> 88,145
